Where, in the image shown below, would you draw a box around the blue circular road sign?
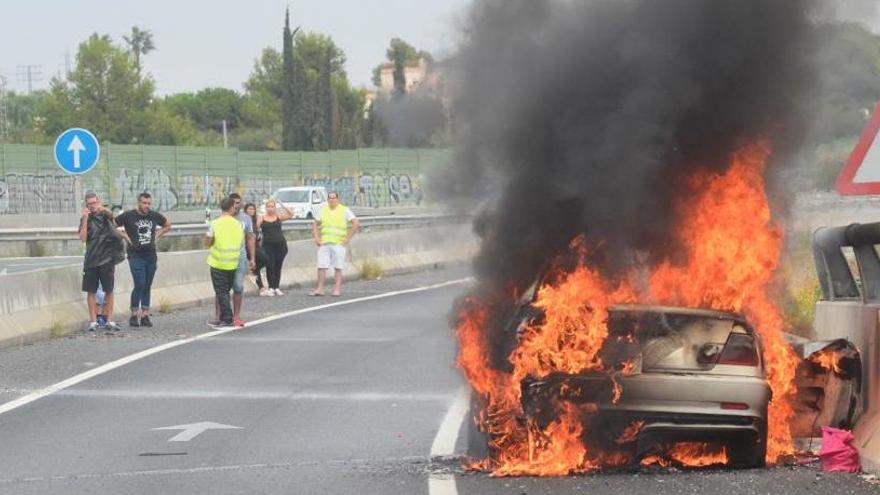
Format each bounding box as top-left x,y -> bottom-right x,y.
54,128 -> 100,175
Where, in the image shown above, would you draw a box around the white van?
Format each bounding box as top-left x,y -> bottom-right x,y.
263,186 -> 328,219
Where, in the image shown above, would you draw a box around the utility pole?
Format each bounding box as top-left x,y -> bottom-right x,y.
16,65 -> 42,94
222,119 -> 228,148
0,74 -> 8,142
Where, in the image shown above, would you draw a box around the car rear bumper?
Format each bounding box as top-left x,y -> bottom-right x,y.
521,371 -> 769,447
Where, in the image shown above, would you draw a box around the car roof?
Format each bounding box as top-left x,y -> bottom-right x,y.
608,304 -> 746,322
275,186 -> 313,192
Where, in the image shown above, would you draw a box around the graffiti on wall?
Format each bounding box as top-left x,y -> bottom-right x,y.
304,173 -> 422,208
0,168 -> 422,214
111,169 -> 283,211
0,174 -> 80,214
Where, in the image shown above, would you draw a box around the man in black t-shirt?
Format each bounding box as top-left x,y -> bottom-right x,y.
116,192 -> 172,328
79,191 -> 126,332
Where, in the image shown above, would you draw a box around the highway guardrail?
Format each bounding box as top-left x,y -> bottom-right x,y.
0,214 -> 462,242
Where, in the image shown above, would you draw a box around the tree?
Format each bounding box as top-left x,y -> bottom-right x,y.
38,33 -> 192,145
39,34 -> 155,143
375,39 -> 433,95
122,26 -> 155,74
281,8 -> 302,150
244,47 -> 284,125
162,88 -> 247,130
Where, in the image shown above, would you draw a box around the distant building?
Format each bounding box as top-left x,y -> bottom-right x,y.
377,58 -> 430,94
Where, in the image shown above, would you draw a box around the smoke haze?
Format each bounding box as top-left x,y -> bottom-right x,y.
440,0 -> 818,300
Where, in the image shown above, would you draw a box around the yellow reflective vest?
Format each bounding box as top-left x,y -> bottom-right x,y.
207,215 -> 244,270
319,205 -> 349,245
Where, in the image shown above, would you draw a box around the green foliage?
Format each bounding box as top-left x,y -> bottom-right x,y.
244,47 -> 284,125
3,91 -> 46,143
122,26 -> 155,73
813,22 -> 880,142
161,88 -> 251,131
38,34 -> 157,143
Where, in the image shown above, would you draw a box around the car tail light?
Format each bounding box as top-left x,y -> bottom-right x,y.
721,402 -> 749,410
717,333 -> 759,366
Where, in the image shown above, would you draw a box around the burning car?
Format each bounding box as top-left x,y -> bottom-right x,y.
503,281 -> 770,468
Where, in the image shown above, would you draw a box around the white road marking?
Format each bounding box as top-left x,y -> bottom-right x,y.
429,474 -> 459,495
51,389 -> 453,402
0,455 -> 430,485
428,385 -> 470,495
430,385 -> 470,458
153,421 -> 242,442
0,278 -> 471,417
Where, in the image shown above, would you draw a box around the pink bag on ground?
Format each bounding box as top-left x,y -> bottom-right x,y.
820,426 -> 860,473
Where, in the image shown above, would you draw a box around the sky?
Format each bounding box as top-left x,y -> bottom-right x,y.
0,0 -> 472,95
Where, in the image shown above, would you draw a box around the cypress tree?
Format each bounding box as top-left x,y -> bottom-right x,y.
281,8 -> 297,150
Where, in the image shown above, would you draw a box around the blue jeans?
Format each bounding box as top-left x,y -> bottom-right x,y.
129,254 -> 157,311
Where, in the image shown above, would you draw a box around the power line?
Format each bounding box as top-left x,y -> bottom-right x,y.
16,65 -> 42,94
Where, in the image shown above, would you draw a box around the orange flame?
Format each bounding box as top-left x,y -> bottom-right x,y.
615,420 -> 645,445
456,140 -> 797,475
810,349 -> 843,375
648,141 -> 797,463
641,443 -> 729,467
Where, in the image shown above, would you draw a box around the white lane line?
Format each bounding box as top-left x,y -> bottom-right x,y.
428,385 -> 470,495
0,278 -> 471,417
430,385 -> 470,458
50,389 -> 453,402
0,455 -> 430,485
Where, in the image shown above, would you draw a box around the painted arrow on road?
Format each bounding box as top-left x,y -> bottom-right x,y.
152,421 -> 243,442
67,135 -> 86,169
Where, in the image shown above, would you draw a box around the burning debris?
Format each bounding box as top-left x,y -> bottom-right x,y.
443,0 -> 822,476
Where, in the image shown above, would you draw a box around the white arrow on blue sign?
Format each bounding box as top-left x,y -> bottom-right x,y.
53,128 -> 100,175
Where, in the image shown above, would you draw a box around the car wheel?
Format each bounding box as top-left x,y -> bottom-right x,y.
727,428 -> 767,469
306,212 -> 313,220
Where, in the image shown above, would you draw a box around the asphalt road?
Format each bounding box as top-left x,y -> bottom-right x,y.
0,256 -> 82,274
0,266 -> 876,494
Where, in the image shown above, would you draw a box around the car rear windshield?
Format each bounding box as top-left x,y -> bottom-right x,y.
275,190 -> 309,203
607,310 -> 753,372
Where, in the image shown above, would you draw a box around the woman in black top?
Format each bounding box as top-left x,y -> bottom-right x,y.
257,199 -> 293,295
244,203 -> 269,295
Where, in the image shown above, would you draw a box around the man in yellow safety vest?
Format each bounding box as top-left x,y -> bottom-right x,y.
205,197 -> 245,328
310,190 -> 359,296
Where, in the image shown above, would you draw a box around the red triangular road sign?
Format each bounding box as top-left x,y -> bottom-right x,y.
837,101 -> 880,195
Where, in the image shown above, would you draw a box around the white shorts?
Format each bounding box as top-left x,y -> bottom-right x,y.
317,244 -> 346,270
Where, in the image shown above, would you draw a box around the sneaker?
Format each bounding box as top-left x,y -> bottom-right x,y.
105,321 -> 122,332
267,289 -> 276,297
140,315 -> 153,327
129,315 -> 140,327
87,321 -> 99,332
233,319 -> 245,328
274,288 -> 284,296
207,320 -> 223,328
259,288 -> 271,297
216,321 -> 236,329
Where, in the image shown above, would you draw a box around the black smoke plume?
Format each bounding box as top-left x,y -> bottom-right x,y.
439,0 -> 817,300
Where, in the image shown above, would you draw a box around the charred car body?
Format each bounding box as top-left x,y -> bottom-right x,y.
473,262 -> 864,469
511,301 -> 770,468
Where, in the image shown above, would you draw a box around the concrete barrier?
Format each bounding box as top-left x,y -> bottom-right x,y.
0,225 -> 476,350
813,301 -> 880,472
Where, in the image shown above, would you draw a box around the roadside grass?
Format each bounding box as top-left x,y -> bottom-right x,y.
157,296 -> 173,314
48,317 -> 66,338
781,234 -> 821,339
358,259 -> 384,281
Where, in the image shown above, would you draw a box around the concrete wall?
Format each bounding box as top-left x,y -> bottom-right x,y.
0,225 -> 476,350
